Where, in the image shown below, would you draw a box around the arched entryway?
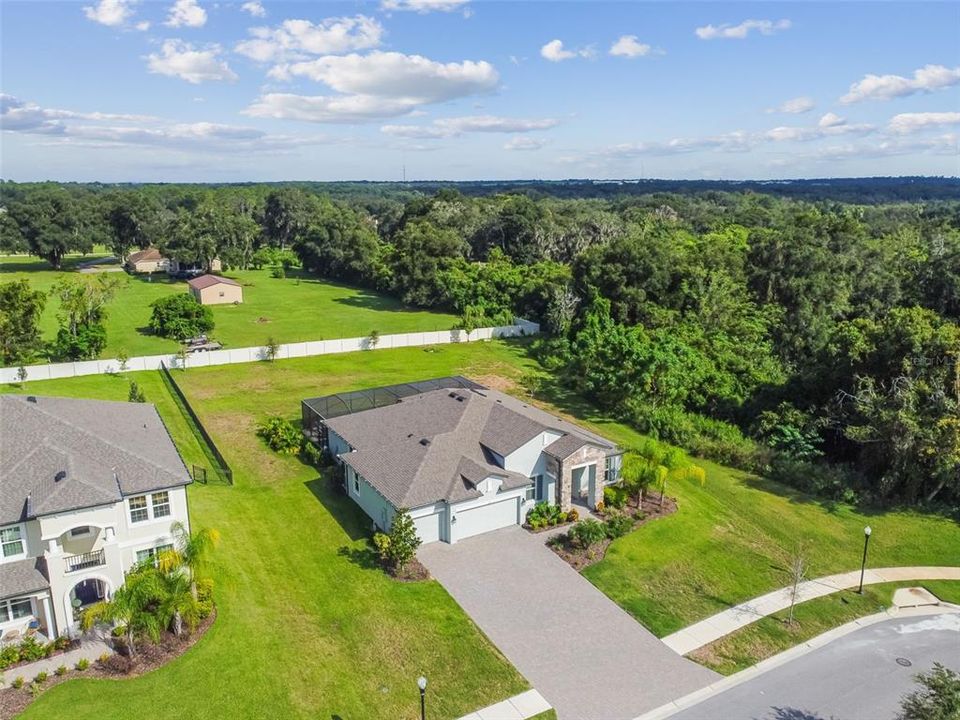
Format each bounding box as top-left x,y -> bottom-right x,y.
64,577 -> 111,630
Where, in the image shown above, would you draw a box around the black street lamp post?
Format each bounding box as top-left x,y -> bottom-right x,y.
418,676 -> 427,720
858,525 -> 872,594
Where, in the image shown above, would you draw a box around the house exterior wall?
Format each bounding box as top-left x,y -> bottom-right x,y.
345,465 -> 393,532
1,486 -> 190,640
328,429 -> 351,457
502,431 -> 562,478
127,258 -> 169,273
557,445 -> 608,511
193,284 -> 242,305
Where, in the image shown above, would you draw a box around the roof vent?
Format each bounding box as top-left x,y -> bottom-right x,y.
54,470 -> 66,483
419,438 -> 431,447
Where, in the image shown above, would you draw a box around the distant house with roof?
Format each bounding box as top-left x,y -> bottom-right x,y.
302,378 -> 621,545
0,395 -> 192,642
125,247 -> 169,274
187,274 -> 243,305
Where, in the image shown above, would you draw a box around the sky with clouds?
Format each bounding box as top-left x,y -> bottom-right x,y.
1,0 -> 958,182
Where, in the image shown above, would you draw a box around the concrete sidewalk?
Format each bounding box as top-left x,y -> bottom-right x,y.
661,565 -> 960,655
456,689 -> 552,720
0,637 -> 112,684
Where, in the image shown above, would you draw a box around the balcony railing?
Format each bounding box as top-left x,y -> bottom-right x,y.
65,549 -> 106,573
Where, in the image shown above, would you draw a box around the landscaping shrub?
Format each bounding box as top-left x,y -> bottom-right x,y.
372,532 -> 391,563
566,508 -> 579,523
52,636 -> 70,652
569,519 -> 606,549
301,441 -> 322,467
604,510 -> 634,540
17,635 -> 46,662
149,293 -> 214,341
75,658 -> 90,671
382,509 -> 421,572
0,645 -> 19,670
34,671 -> 47,684
526,501 -> 566,529
11,677 -> 24,689
97,652 -> 110,664
603,485 -> 627,509
55,665 -> 67,676
256,416 -> 302,455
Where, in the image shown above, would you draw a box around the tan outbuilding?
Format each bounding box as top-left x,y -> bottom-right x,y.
125,247 -> 169,273
187,274 -> 243,305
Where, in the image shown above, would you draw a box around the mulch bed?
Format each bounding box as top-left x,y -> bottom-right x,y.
386,557 -> 430,582
0,611 -> 216,720
548,495 -> 679,571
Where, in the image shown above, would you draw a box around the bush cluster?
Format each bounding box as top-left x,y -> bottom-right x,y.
0,635 -> 69,670
256,416 -> 303,455
526,501 -> 577,530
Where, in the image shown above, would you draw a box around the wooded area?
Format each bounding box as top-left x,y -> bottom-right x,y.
2,179 -> 958,512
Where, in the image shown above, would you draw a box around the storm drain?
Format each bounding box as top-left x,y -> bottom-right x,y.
896,657 -> 913,667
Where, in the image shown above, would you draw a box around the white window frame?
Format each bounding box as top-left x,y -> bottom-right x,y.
135,543 -> 174,567
0,524 -> 26,562
0,597 -> 33,624
152,492 -> 171,519
128,491 -> 175,525
128,495 -> 149,524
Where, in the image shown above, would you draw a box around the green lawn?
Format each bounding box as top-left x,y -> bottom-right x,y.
1,253 -> 458,358
4,339 -> 958,716
4,342 -> 536,720
688,580 -> 960,675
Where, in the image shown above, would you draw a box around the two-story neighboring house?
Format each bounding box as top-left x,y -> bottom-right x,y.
301,377 -> 621,545
0,395 -> 192,642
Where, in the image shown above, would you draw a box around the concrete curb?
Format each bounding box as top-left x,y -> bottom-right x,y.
635,605 -> 960,720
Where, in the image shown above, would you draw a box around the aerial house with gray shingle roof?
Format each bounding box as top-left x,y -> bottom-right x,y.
0,395 -> 192,642
302,378 -> 621,544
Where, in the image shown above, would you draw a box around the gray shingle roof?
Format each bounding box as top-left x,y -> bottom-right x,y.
0,395 -> 192,525
326,385 -> 615,509
0,557 -> 49,600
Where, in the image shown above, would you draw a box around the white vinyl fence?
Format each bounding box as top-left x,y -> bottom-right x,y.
1,318 -> 540,384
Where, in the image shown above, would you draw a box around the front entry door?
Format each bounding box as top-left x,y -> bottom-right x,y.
571,466 -> 585,499
588,464 -> 597,508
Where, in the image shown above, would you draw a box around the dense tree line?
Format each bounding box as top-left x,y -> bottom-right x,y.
2,180 -> 958,511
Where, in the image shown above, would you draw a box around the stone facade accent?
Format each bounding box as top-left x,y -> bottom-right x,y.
556,445 -> 607,511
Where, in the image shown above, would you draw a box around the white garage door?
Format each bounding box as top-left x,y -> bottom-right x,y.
413,511 -> 443,544
455,497 -> 520,541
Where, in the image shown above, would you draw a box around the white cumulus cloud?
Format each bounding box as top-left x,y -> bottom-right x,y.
888,111 -> 960,134
83,0 -> 134,26
273,51 -> 498,103
609,35 -> 654,58
767,96 -> 815,114
841,64 -> 960,103
381,0 -> 469,13
695,19 -> 790,40
381,115 -> 559,139
165,0 -> 206,28
235,16 -> 383,63
241,1 -> 265,18
540,39 -> 594,62
504,136 -> 546,151
146,40 -> 237,84
244,93 -> 419,123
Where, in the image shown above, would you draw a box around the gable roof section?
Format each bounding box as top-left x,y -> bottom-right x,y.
0,557 -> 49,600
187,274 -> 240,290
0,395 -> 191,525
127,247 -> 163,264
326,383 -> 616,510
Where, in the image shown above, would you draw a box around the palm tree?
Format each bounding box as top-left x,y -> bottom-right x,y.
158,569 -> 201,637
627,439 -> 707,509
81,571 -> 165,657
158,521 -> 220,598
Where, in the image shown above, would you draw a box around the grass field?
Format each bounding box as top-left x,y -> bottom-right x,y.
3,339 -> 958,716
3,343 -> 535,720
688,580 -> 960,675
1,253 -> 458,358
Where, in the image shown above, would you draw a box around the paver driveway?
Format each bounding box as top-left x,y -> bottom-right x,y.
418,526 -> 717,720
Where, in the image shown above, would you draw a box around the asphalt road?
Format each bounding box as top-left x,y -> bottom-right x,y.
671,613 -> 960,720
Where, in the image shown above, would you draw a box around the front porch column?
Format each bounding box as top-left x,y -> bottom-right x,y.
40,594 -> 57,639
558,460 -> 572,511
